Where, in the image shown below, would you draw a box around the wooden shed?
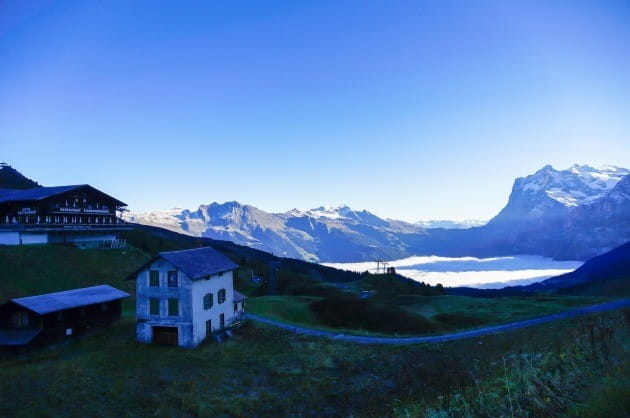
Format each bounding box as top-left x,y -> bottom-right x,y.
0,285 -> 129,348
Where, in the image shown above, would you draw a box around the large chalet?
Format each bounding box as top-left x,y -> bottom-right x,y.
0,184 -> 132,247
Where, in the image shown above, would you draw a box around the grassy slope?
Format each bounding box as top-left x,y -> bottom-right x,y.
0,245 -> 147,304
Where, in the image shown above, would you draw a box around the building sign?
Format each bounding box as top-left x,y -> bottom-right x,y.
58,208 -> 110,214
84,209 -> 110,214
17,208 -> 37,215
58,208 -> 82,213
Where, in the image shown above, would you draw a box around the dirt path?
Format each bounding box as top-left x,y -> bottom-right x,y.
245,298 -> 630,345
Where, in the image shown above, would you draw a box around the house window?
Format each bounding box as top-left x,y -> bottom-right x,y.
167,271 -> 178,288
206,319 -> 212,335
149,298 -> 159,315
218,289 -> 226,304
220,313 -> 225,329
203,293 -> 213,310
168,298 -> 179,316
234,303 -> 238,313
149,270 -> 160,287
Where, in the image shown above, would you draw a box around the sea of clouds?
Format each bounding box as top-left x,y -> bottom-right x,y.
323,255 -> 583,289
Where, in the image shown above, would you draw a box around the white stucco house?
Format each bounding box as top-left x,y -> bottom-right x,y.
129,246 -> 247,348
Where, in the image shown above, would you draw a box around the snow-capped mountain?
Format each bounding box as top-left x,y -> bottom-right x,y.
503,164 -> 627,213
125,202 -> 422,262
482,164 -> 629,259
126,164 -> 629,262
563,173 -> 630,258
488,164 -> 627,224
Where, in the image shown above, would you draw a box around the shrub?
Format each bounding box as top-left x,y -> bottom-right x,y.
310,295 -> 437,335
434,312 -> 485,327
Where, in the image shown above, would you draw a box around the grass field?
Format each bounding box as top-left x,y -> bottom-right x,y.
247,293 -> 606,336
247,296 -> 323,328
0,237 -> 628,415
395,294 -> 605,327
0,310 -> 627,417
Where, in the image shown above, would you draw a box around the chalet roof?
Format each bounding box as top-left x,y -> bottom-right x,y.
159,247 -> 239,280
0,184 -> 127,206
11,285 -> 130,315
233,291 -> 248,303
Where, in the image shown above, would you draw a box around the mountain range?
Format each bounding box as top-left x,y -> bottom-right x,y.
125,203 -> 422,262
124,164 -> 630,262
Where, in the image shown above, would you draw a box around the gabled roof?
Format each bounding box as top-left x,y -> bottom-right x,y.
0,184 -> 127,206
233,291 -> 248,303
158,247 -> 239,280
11,285 -> 129,315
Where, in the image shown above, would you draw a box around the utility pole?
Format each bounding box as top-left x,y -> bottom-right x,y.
268,260 -> 281,295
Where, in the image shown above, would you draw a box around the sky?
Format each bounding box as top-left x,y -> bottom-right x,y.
1,1 -> 629,221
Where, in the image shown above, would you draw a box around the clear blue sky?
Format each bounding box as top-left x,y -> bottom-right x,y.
1,1 -> 629,221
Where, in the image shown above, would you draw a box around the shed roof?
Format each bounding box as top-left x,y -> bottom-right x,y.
233,291 -> 248,303
0,329 -> 42,346
11,285 -> 130,315
0,184 -> 127,206
159,247 -> 238,280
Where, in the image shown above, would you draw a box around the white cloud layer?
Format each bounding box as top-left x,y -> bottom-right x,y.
323,255 -> 583,289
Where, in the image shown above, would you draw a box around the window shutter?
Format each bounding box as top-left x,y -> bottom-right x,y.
203,293 -> 214,310
149,270 -> 159,287
168,298 -> 179,316
149,298 -> 159,315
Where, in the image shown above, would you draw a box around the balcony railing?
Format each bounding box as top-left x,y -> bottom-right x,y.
0,218 -> 133,231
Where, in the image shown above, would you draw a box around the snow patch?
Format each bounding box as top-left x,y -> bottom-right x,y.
520,164 -> 629,208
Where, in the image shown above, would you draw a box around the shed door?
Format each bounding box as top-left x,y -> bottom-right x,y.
152,326 -> 178,346
11,311 -> 29,328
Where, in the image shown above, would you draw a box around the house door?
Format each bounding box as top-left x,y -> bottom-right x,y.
152,326 -> 178,346
220,314 -> 225,329
206,319 -> 212,336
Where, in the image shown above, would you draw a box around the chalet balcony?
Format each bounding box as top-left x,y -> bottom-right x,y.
0,218 -> 133,232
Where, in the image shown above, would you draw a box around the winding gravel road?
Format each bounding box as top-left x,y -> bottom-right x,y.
246,298 -> 630,345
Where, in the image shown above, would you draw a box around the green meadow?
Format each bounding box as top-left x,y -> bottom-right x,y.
0,230 -> 627,416
0,310 -> 627,417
